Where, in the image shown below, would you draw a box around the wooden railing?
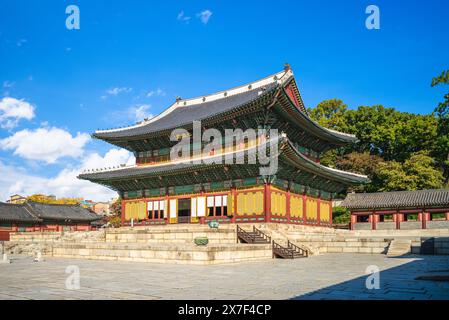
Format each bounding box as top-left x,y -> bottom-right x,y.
272,240 -> 294,259
287,240 -> 309,257
236,225 -> 255,243
253,226 -> 271,243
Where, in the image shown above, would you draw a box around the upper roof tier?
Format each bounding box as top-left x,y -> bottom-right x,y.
93,67 -> 358,151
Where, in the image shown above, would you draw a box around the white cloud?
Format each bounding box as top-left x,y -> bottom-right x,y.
197,10 -> 213,24
0,97 -> 35,129
129,104 -> 153,122
16,39 -> 27,47
0,126 -> 90,164
0,149 -> 135,202
3,81 -> 14,88
146,88 -> 166,97
105,87 -> 133,96
177,11 -> 191,23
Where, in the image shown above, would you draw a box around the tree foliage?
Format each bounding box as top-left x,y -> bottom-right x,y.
26,194 -> 82,205
107,198 -> 122,228
431,69 -> 449,183
308,88 -> 447,193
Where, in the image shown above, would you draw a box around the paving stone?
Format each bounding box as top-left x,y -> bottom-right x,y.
1,254 -> 449,299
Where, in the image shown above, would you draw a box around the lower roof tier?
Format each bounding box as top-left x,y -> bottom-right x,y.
78,137 -> 368,194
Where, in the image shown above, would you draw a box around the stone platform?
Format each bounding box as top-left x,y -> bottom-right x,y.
51,242 -> 271,265
4,223 -> 449,265
6,225 -> 271,265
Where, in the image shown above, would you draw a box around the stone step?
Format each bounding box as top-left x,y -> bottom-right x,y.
387,239 -> 412,256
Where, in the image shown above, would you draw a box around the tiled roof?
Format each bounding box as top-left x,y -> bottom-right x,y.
26,202 -> 101,222
93,82 -> 278,139
78,136 -> 369,185
92,69 -> 357,145
0,203 -> 40,223
0,202 -> 101,223
341,189 -> 449,210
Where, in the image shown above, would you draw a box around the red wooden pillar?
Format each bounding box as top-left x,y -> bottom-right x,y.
316,194 -> 321,226
329,196 -> 333,227
446,212 -> 449,221
350,213 -> 356,230
165,193 -> 169,223
286,189 -> 291,224
302,193 -> 307,225
395,212 -> 401,230
231,187 -> 237,223
264,183 -> 272,223
121,199 -> 126,226
422,211 -> 428,229
372,212 -> 377,230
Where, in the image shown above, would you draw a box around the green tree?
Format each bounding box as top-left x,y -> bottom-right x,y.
307,99 -> 348,130
107,198 -> 122,228
375,151 -> 444,191
335,152 -> 384,192
431,70 -> 449,183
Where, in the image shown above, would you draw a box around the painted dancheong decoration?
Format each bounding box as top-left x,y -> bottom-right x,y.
78,65 -> 368,226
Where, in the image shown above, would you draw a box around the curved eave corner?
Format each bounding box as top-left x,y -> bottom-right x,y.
279,73 -> 358,146
281,139 -> 369,185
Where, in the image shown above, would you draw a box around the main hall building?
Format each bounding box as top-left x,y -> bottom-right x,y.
79,66 -> 368,227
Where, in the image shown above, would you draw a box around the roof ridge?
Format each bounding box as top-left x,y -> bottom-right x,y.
28,201 -> 80,207
22,203 -> 41,220
348,188 -> 449,196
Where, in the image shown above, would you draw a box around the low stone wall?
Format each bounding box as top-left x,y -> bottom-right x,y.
400,221 -> 422,230
9,230 -> 106,243
352,223 -> 372,230
376,222 -> 396,230
427,220 -> 449,229
287,237 -> 391,254
105,228 -> 236,244
51,243 -> 272,265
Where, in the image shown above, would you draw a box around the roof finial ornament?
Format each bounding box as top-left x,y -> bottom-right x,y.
284,63 -> 291,72
176,96 -> 182,102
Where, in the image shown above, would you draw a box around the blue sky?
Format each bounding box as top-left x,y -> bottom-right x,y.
0,0 -> 448,201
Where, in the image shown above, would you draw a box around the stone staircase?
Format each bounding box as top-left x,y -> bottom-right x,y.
237,225 -> 310,258
236,225 -> 271,244
272,240 -> 308,259
387,239 -> 412,256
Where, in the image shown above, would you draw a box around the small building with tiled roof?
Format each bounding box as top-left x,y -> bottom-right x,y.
341,189 -> 449,230
0,202 -> 101,241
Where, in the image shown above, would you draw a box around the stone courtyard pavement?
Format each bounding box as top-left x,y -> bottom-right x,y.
0,253 -> 448,300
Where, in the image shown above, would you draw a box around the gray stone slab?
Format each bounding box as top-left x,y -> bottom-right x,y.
1,254 -> 449,300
